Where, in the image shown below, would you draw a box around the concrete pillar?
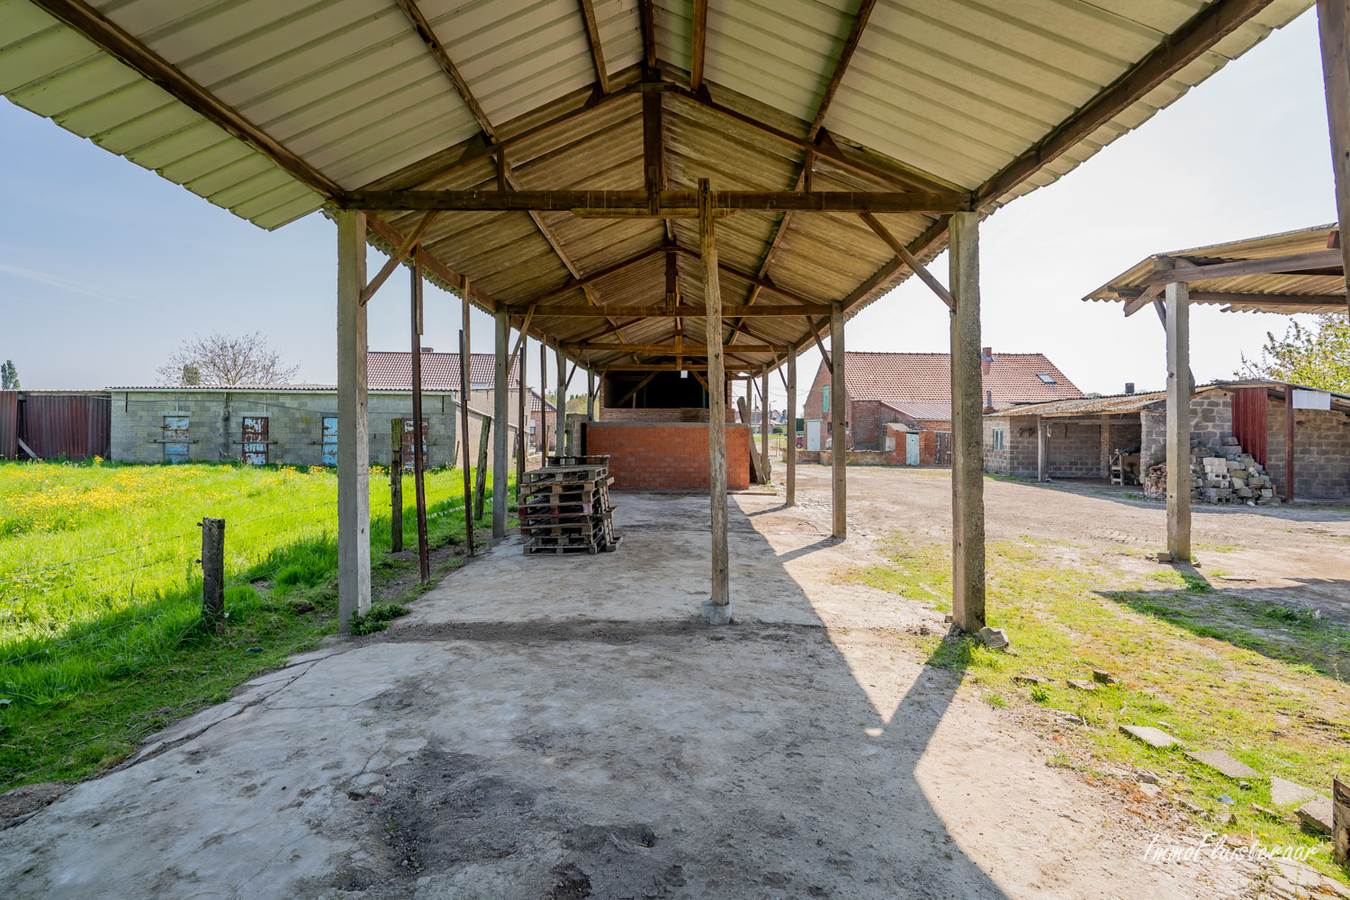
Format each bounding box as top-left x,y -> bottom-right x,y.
1165,281 -> 1192,561
556,343 -> 566,457
1319,0 -> 1350,314
1037,420 -> 1047,482
949,211 -> 986,633
699,178 -> 730,623
830,300 -> 846,539
786,351 -> 797,506
336,210 -> 370,632
493,309 -> 509,538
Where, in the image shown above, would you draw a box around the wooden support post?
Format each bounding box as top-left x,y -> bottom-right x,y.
493,309 -> 509,538
1037,421 -> 1048,482
200,517 -> 224,629
516,339 -> 526,499
556,342 -> 567,457
336,210 -> 370,633
700,178 -> 730,623
786,351 -> 797,506
1165,282 -> 1192,561
459,323 -> 475,557
1319,0 -> 1350,315
760,368 -> 771,482
390,418 -> 403,553
587,370 -> 596,420
474,416 -> 491,521
1286,382 -> 1297,502
830,300 -> 846,539
949,210 -> 986,632
540,342 -> 548,457
411,258 -> 429,584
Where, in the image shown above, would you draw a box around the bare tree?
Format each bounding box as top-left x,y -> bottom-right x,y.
156,332 -> 300,386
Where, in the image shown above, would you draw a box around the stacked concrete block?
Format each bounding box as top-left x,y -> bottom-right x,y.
1189,437 -> 1279,507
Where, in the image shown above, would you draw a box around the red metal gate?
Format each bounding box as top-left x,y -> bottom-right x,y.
1232,387 -> 1268,467
242,416 -> 269,465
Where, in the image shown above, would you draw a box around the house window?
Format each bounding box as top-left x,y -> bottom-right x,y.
822,384 -> 831,415
992,427 -> 1005,451
1035,373 -> 1057,384
163,415 -> 189,463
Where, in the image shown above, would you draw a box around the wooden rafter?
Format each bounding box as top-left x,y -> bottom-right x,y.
668,245 -> 820,307
506,303 -> 832,317
807,317 -> 832,372
977,0 -> 1276,208
30,0 -> 343,200
639,0 -> 657,73
360,211 -> 439,305
393,0 -> 496,141
1140,250 -> 1344,285
690,0 -> 709,91
577,0 -> 610,93
577,341 -> 784,354
810,0 -> 876,141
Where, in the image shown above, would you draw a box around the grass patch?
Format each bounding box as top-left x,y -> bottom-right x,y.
0,459 -> 511,790
851,534 -> 1350,882
349,602 -> 411,636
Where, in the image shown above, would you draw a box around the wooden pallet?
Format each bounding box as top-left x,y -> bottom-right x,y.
520,460 -> 620,554
545,454 -> 610,467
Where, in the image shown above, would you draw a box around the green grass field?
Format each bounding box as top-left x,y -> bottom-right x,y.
0,459 -> 508,790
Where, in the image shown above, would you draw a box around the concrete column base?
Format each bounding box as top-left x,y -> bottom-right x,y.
701,600 -> 732,625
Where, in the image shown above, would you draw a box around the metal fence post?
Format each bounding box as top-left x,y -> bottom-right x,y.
390,418 -> 403,553
200,517 -> 225,629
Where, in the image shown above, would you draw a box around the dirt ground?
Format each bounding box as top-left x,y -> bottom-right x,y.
3,466 -> 1349,899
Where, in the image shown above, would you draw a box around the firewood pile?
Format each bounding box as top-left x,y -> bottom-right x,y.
520,455 -> 621,554
1142,437 -> 1280,507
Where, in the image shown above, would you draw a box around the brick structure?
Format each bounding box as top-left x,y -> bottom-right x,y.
586,422 -> 751,491
803,349 -> 1083,464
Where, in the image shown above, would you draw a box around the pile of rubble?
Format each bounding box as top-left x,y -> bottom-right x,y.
1141,436 -> 1281,507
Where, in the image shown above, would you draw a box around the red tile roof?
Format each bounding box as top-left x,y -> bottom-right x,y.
845,351 -> 1082,415
367,351 -> 520,391
528,388 -> 556,413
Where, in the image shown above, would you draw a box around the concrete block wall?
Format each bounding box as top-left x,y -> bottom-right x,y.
1265,398 -> 1350,499
586,422 -> 751,491
1043,421 -> 1100,478
1141,391 -> 1232,469
984,415 -> 1044,478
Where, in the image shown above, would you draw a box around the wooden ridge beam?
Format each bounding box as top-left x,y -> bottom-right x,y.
30,0 -> 343,200
346,189 -> 968,214
576,341 -> 785,354
506,303 -> 832,317
690,0 -> 709,91
639,0 -> 657,73
977,0 -> 1275,208
578,0 -> 611,94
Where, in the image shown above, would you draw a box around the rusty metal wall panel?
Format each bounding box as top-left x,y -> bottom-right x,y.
242,416 -> 269,465
0,391 -> 17,460
1232,387 -> 1269,467
18,393 -> 111,460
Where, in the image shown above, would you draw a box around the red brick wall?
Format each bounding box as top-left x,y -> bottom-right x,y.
586,422 -> 751,491
914,418 -> 950,465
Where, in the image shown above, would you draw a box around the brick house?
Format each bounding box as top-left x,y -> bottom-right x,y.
528,388 -> 557,453
802,349 -> 1083,465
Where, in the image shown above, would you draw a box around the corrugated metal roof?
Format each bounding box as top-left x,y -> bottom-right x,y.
1084,223 -> 1346,315
841,350 -> 1084,405
0,0 -> 1316,370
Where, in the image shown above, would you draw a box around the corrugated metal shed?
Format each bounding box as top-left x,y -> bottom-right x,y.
1084,224 -> 1347,315
0,0 -> 1315,372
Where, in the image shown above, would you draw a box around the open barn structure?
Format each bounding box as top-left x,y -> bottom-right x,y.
3,0 -> 1346,630
1086,223 -> 1349,561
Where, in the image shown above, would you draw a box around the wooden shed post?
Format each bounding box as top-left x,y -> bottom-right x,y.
493,308 -> 509,538
516,340 -> 526,497
760,368 -> 770,481
699,178 -> 731,623
587,370 -> 596,421
556,342 -> 566,457
540,342 -> 548,456
410,258 -> 429,584
1319,0 -> 1350,313
949,210 -> 986,632
1165,281 -> 1192,561
1037,420 -> 1048,482
336,210 -> 370,632
786,351 -> 797,506
830,300 -> 847,539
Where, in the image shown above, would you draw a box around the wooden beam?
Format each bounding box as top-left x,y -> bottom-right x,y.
366,214 -> 497,313
977,0 -> 1276,208
346,189 -> 968,214
576,341 -> 784,354
529,247 -> 665,307
30,0 -> 344,201
1140,250 -> 1344,285
667,245 -> 822,306
810,0 -> 877,140
506,303 -> 832,317
760,368 -> 771,483
643,92 -> 673,239
639,0 -> 657,73
612,371 -> 658,406
701,178 -> 731,622
577,0 -> 611,93
808,317 -> 832,372
830,300 -> 846,539
949,211 -> 985,632
859,211 -> 953,308
410,257 -> 430,584
459,291 -> 475,557
360,211 -> 439,305
1165,281 -> 1192,561
506,305 -> 536,374
690,0 -> 708,91
1323,0 -> 1350,315
394,0 -> 497,141
1196,292 -> 1348,307
1122,282 -> 1165,317
599,362 -> 759,372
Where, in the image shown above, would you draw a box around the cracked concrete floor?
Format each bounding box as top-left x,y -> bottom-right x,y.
0,482 -> 1258,899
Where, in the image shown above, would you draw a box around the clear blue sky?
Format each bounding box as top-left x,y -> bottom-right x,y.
0,9 -> 1337,408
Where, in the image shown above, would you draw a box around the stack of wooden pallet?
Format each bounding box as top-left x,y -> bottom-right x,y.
520,455 -> 620,554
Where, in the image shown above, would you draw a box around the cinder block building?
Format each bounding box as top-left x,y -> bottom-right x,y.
109,351 -> 519,467
984,380 -> 1350,500
802,349 -> 1083,465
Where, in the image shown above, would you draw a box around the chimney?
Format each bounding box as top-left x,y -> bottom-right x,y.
1125,382 -> 1135,395
984,390 -> 994,414
420,346 -> 434,353
981,346 -> 993,376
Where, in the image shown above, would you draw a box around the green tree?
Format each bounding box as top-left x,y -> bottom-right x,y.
0,359 -> 18,390
1236,315 -> 1350,393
